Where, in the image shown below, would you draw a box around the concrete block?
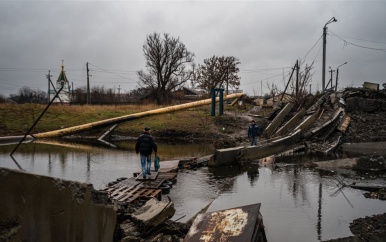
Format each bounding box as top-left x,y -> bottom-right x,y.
363,81 -> 379,91
209,147 -> 243,167
0,168 -> 116,242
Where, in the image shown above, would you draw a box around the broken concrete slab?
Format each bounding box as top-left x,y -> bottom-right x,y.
295,108 -> 321,137
131,198 -> 175,227
209,147 -> 243,166
308,107 -> 345,139
342,142 -> 386,156
0,168 -> 116,242
264,102 -> 294,138
273,108 -> 305,138
363,81 -> 380,91
209,130 -> 302,166
313,158 -> 359,172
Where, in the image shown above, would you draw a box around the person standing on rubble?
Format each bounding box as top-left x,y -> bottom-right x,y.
135,127 -> 157,179
248,120 -> 261,146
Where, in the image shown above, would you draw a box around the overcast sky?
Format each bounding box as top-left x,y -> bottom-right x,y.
1,0 -> 385,97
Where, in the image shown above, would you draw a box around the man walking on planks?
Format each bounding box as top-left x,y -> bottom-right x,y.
135,127 -> 158,179
248,120 -> 261,146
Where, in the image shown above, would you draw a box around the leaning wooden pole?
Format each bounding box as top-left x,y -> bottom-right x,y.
33,93 -> 245,138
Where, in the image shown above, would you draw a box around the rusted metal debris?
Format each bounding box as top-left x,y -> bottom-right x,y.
337,114 -> 351,133
184,203 -> 267,242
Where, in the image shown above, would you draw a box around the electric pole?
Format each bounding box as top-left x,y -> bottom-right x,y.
335,62 -> 347,92
46,70 -> 52,104
86,62 -> 90,104
118,85 -> 121,103
322,17 -> 337,92
329,68 -> 335,90
71,82 -> 74,102
296,59 -> 299,97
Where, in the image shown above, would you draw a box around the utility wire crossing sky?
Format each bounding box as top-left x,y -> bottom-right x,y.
0,0 -> 385,97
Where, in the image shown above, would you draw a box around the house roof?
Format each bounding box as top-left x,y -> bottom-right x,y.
183,87 -> 202,95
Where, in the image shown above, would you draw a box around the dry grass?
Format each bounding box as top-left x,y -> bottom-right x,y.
0,103 -> 217,136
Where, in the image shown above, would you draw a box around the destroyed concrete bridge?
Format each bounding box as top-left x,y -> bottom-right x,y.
209,91 -> 352,166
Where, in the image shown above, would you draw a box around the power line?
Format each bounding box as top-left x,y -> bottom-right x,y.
88,63 -> 138,83
312,42 -> 323,63
329,31 -> 386,45
241,66 -> 292,73
243,71 -> 290,86
303,34 -> 323,62
329,30 -> 386,52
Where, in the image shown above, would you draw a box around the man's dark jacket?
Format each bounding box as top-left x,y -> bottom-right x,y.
135,132 -> 157,155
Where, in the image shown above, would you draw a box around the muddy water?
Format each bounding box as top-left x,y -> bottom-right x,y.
1,140 -> 385,241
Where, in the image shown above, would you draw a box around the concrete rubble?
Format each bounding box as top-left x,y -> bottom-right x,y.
131,198 -> 175,227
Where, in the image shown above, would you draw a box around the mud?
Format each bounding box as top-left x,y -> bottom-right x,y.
349,213 -> 386,241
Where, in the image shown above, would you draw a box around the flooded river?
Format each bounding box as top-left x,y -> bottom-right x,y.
1,140 -> 385,241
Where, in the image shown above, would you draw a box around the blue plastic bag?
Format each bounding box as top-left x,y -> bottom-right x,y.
154,156 -> 160,172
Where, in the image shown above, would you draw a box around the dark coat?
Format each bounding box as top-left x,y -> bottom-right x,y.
135,132 -> 157,156
248,124 -> 261,138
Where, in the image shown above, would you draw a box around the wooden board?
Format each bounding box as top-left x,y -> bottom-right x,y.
157,172 -> 178,181
135,171 -> 159,181
140,177 -> 165,189
158,159 -> 180,173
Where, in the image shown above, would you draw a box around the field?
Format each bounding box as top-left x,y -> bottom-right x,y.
0,103 -> 251,138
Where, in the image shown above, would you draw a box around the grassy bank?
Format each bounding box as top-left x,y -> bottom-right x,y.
0,103 -> 244,137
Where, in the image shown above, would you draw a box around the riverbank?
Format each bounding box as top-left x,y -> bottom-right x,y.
0,102 -> 255,142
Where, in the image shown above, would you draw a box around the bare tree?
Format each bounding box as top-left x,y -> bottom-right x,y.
266,81 -> 279,100
10,86 -> 47,104
137,32 -> 195,104
194,56 -> 241,94
0,94 -> 6,103
289,60 -> 314,107
265,60 -> 314,108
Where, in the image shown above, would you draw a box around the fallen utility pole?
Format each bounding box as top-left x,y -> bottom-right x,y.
10,85 -> 65,157
33,93 -> 245,138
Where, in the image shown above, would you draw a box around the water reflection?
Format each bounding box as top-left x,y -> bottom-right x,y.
0,139 -> 214,189
1,140 -> 386,241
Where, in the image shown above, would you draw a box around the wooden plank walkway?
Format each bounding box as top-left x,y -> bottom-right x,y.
158,159 -> 180,173
140,177 -> 165,189
135,171 -> 159,181
157,172 -> 178,181
101,159 -> 180,205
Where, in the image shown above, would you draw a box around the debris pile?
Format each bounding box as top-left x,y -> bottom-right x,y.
112,197 -> 189,242
349,213 -> 386,241
353,155 -> 386,171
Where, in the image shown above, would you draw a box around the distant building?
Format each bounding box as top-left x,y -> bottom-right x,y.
140,87 -> 204,104
254,92 -> 292,107
51,62 -> 71,104
171,87 -> 204,104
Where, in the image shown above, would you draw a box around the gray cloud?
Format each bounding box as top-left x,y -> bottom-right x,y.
0,1 -> 385,97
